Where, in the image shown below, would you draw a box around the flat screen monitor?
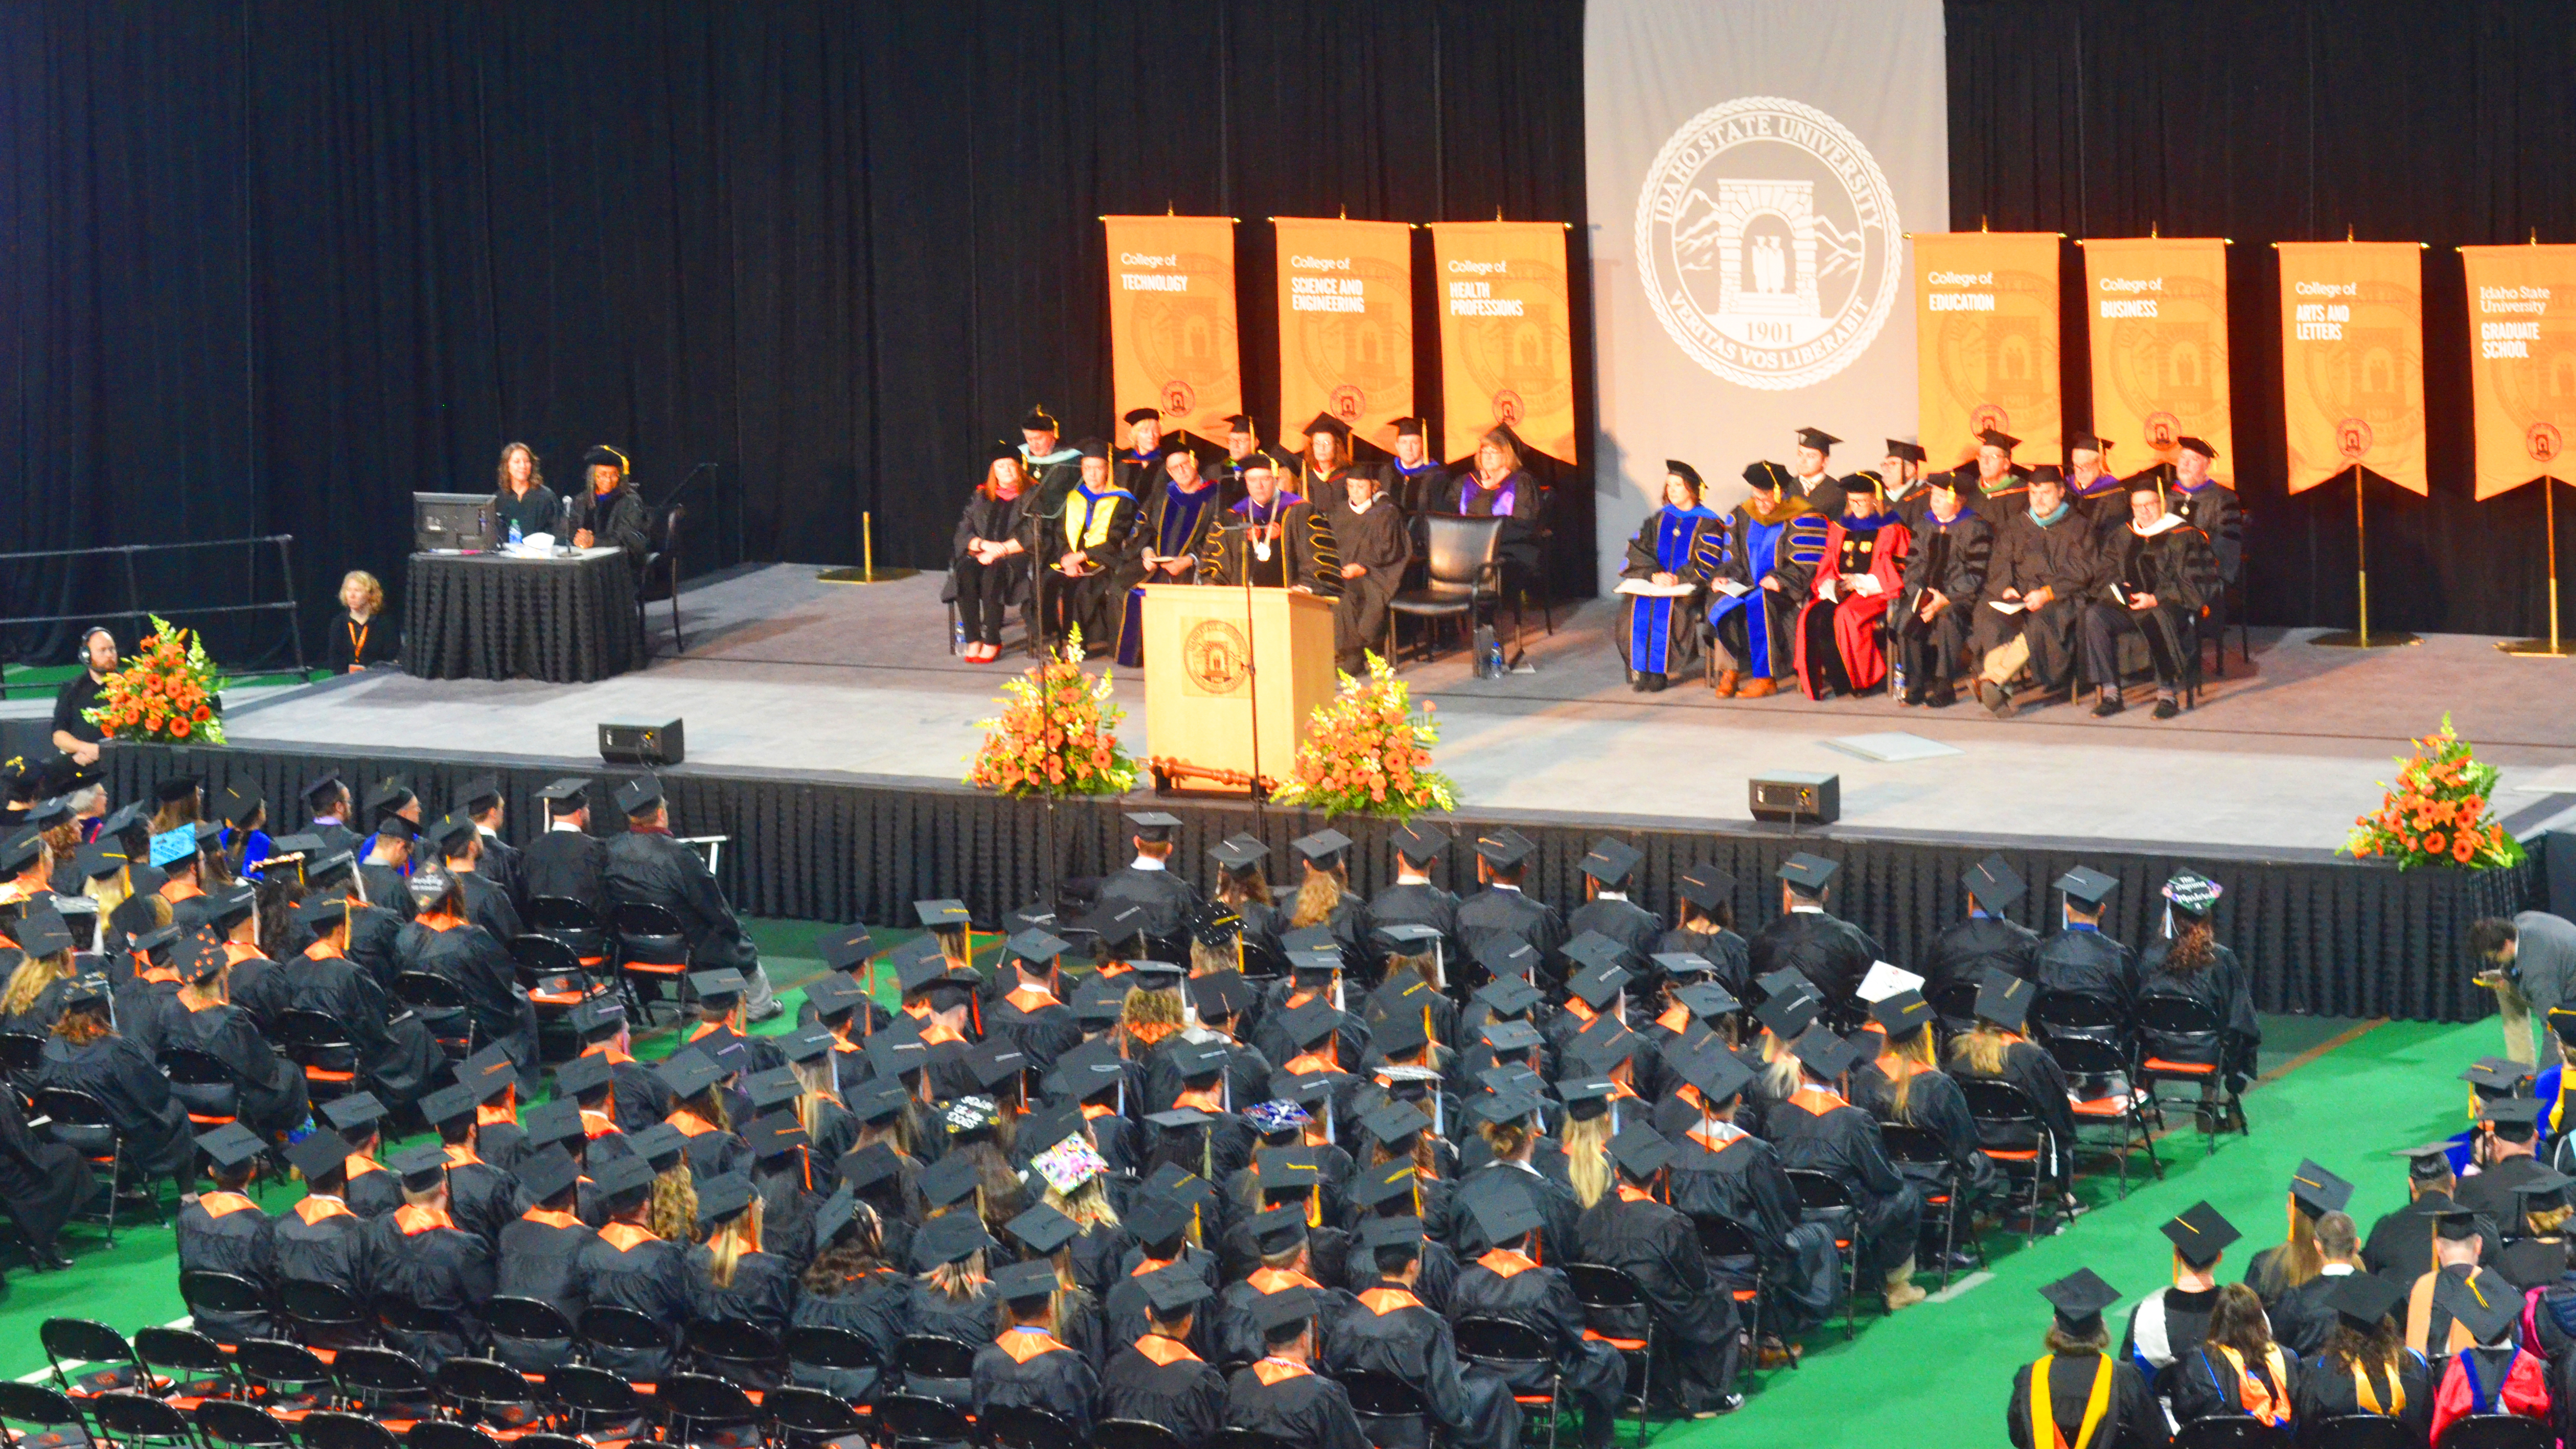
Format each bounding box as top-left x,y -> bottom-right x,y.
415,492 -> 497,553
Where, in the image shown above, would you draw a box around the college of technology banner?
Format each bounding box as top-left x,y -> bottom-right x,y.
2275,240 -> 2427,495
1102,215 -> 1243,449
1911,232 -> 2061,470
1428,221 -> 1577,466
2462,244 -> 2576,500
1584,0 -> 1947,592
1274,218 -> 1415,457
2079,237 -> 2235,485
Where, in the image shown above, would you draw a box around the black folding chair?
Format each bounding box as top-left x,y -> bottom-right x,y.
403,1422 -> 501,1449
2137,992 -> 2248,1148
0,1381 -> 91,1449
522,895 -> 609,969
1453,1315 -> 1565,1449
329,1347 -> 431,1432
0,1029 -> 50,1077
295,1410 -> 402,1449
611,902 -> 693,1025
274,1010 -> 361,1106
2169,1418 -> 2292,1449
2044,1031 -> 2163,1196
577,1304 -> 672,1382
228,1340 -> 334,1421
657,1373 -> 759,1449
894,1333 -> 977,1399
978,1403 -> 1075,1449
1095,1422 -> 1188,1449
1339,1369 -> 1433,1449
2308,1414 -> 2419,1449
1876,1123 -> 1978,1289
34,1086 -> 147,1241
41,1319 -> 146,1399
1694,1216 -> 1770,1364
780,1324 -> 880,1399
876,1392 -> 972,1449
160,1046 -> 245,1131
481,1296 -> 578,1377
280,1280 -> 372,1356
180,1270 -> 269,1345
763,1385 -> 868,1449
1959,1075 -> 2069,1243
2437,1416 -> 2554,1449
684,1318 -> 784,1389
134,1326 -> 240,1410
1389,515 -> 1504,664
196,1397 -> 293,1449
428,1359 -> 534,1436
1562,1263 -> 1654,1447
393,973 -> 477,1061
1782,1168 -> 1861,1338
86,1392 -> 206,1449
543,1366 -> 645,1444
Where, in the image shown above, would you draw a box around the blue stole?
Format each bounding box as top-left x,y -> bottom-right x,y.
1119,485 -> 1220,666
1628,507 -> 1715,673
1709,512 -> 1793,676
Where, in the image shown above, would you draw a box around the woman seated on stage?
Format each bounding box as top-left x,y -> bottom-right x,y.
490,440 -> 561,544
1792,470 -> 1911,699
1452,427 -> 1545,577
325,569 -> 400,673
952,443 -> 1033,663
1615,460 -> 1725,693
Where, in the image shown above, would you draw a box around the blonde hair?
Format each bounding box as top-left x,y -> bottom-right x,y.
790,1056 -> 842,1135
85,864 -> 133,918
924,1251 -> 988,1303
340,569 -> 385,616
1756,1031 -> 1800,1101
2,949 -> 75,1018
704,1194 -> 764,1290
1290,862 -> 1347,929
1953,1022 -> 2012,1078
2271,1200 -> 2325,1292
649,1164 -> 698,1243
1881,1025 -> 1939,1121
1564,1112 -> 1613,1209
1045,1175 -> 1121,1229
1477,427 -> 1523,475
494,442 -> 545,493
1120,984 -> 1184,1040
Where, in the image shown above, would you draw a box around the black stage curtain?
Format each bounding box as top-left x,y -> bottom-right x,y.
103,741 -> 2536,1024
1948,0 -> 2576,637
0,0 -> 1592,668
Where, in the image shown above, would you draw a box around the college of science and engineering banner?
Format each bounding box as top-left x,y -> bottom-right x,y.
1584,0 -> 1947,593
2079,237 -> 2235,486
2462,245 -> 2576,500
1274,218 -> 1414,457
1429,222 -> 1577,466
1102,216 -> 1243,450
2275,241 -> 2427,496
1911,232 -> 2061,471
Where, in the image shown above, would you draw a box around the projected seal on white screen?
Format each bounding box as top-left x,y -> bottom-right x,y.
1636,96 -> 1901,391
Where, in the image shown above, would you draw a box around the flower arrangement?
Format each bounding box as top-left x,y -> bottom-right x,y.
2344,714 -> 2524,869
963,628 -> 1138,798
1271,651 -> 1457,822
84,615 -> 228,745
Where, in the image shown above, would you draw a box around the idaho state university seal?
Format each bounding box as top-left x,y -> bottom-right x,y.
1181,618 -> 1250,696
1636,96 -> 1901,392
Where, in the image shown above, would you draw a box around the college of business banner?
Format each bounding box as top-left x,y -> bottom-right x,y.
2079,237 -> 2235,485
1584,0 -> 1947,592
2276,241 -> 2427,496
1911,232 -> 2061,470
1102,215 -> 1242,449
1429,221 -> 1577,466
1274,218 -> 1414,456
2462,244 -> 2576,500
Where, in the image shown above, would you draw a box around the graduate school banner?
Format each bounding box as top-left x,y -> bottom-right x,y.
2079,237 -> 2235,485
2462,244 -> 2576,500
1429,221 -> 1577,466
1911,232 -> 2061,471
1584,0 -> 1947,593
2276,241 -> 2428,496
1274,218 -> 1414,457
1102,216 -> 1242,449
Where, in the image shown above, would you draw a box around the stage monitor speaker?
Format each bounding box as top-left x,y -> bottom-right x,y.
600,719 -> 685,767
1750,770 -> 1839,825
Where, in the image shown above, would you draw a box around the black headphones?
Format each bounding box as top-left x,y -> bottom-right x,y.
75,626 -> 112,665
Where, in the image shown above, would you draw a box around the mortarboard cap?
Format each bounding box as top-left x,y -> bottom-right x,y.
591,1154 -> 657,1200
1301,412 -> 1353,442
517,1145 -> 581,1203
322,1092 -> 387,1136
1122,407 -> 1162,427
1474,975 -> 1543,1018
2512,1171 -> 2575,1214
1481,1019 -> 1542,1055
657,1050 -> 724,1100
1189,971 -> 1255,1023
303,773 -> 349,808
2327,1271 -> 2407,1331
1143,1163 -> 1218,1215
2054,866 -> 2119,907
815,924 -> 874,973
2160,1202 -> 2241,1267
1251,1285 -> 1320,1332
1794,428 -> 1839,452
554,1052 -> 615,1098
1471,829 -> 1538,869
968,1040 -> 1032,1090
1557,1075 -> 1618,1121
1291,828 -> 1353,865
917,1211 -> 992,1266
744,1066 -> 803,1113
1788,1027 -> 1865,1080
1608,1124 -> 1673,1178
1870,990 -> 1935,1038
994,1259 -> 1062,1303
688,968 -> 747,1004
1675,982 -> 1741,1020
1208,834 -> 1269,871
1249,1205 -> 1308,1255
2394,1142 -> 2457,1180
1887,439 -> 1929,463
912,899 -> 972,929
2488,1097 -> 2547,1139
535,777 -> 592,807
1392,822 -> 1450,863
1578,837 -> 1642,886
1663,459 -> 1704,491
940,1094 -> 1003,1137
1777,853 -> 1838,893
16,908 -> 74,957
812,1187 -> 859,1245
156,776 -> 206,806
1139,1264 -> 1215,1315
695,1173 -> 758,1229
1463,1176 -> 1546,1245
1475,936 -> 1540,982
216,786 -> 264,827
2038,1269 -> 2122,1333
287,1133 -> 354,1186
1562,932 -> 1631,981
838,1142 -> 903,1193
388,1143 -> 450,1192
455,776 -> 502,813
522,1100 -> 585,1149
1360,1215 -> 1424,1251
2288,1160 -> 2355,1217
2438,1270 -> 2520,1344
1675,866 -> 1735,911
150,826 -> 198,868
919,1154 -> 980,1209
1123,1192 -> 1193,1248
627,1123 -> 688,1173
1964,855 -> 2025,909
420,1084 -> 482,1128
1361,1101 -> 1432,1147
1007,1202 -> 1082,1257
613,777 -> 663,816
2161,869 -> 2223,916
2176,436 -> 2218,460
1973,969 -> 2036,1033
803,974 -> 871,1021
197,1123 -> 267,1174
1123,810 -> 1182,842
1352,1162 -> 1420,1209
1976,427 -> 2021,451
2462,1059 -> 2537,1095
1753,982 -> 1820,1041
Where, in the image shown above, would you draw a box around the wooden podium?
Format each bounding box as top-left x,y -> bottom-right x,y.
1137,584 -> 1338,796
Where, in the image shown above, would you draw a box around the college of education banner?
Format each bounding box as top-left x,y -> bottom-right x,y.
2079,237 -> 2235,485
1102,215 -> 1242,448
2275,240 -> 2427,495
1584,0 -> 1947,592
1428,221 -> 1576,466
1274,218 -> 1414,456
2462,244 -> 2576,500
1911,232 -> 2061,470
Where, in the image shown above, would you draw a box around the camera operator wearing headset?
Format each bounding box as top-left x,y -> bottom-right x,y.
51,627 -> 118,769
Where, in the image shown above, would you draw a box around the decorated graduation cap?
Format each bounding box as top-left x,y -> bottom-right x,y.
1972,969 -> 2036,1033
1292,827 -> 1353,868
1964,855 -> 2025,910
1392,822 -> 1451,864
1675,866 -> 1735,912
2287,1159 -> 2355,1217
2161,869 -> 2223,917
176,930 -> 228,984
1578,837 -> 1642,886
2160,1201 -> 2241,1267
2038,1269 -> 2122,1336
1776,852 -> 1838,894
2053,866 -> 2119,908
1870,989 -> 1935,1038
941,1094 -> 1005,1138
149,826 -> 199,869
1471,828 -> 1539,870
1976,427 -> 2021,452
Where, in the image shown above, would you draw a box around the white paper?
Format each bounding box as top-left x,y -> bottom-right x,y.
1855,960 -> 1924,1003
1851,572 -> 1884,596
513,533 -> 557,556
1986,597 -> 2026,615
1713,578 -> 1751,597
1614,578 -> 1698,597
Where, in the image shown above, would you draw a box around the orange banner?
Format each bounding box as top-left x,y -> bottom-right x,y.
1430,221 -> 1577,465
2463,245 -> 2576,500
1275,218 -> 1414,456
1911,232 -> 2061,470
2277,241 -> 2426,495
2080,237 -> 2235,485
1103,215 -> 1242,450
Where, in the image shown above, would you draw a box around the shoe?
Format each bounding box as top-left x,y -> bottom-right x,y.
1927,687 -> 1957,708
1630,673 -> 1650,693
1712,669 -> 1740,697
1979,680 -> 2014,718
2153,697 -> 2180,720
1696,1395 -> 1746,1418
746,999 -> 786,1025
1736,677 -> 1777,699
2195,1105 -> 2220,1134
2091,691 -> 2124,718
1884,1281 -> 1928,1311
1643,672 -> 1668,693
1899,688 -> 1923,707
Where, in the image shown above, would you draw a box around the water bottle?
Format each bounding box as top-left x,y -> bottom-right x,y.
1489,636 -> 1507,677
507,516 -> 523,548
1891,658 -> 1908,699
952,617 -> 969,654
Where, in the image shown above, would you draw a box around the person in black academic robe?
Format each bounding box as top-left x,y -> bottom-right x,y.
1565,850 -> 1663,969
1224,1297 -> 1373,1449
1204,463 -> 1304,589
1891,482 -> 1991,708
565,446 -> 653,569
2034,911 -> 2140,1016
687,1237 -> 799,1348
1575,1140 -> 1741,1414
1327,1251 -> 1517,1449
2291,1348 -> 2434,1445
2006,1345 -> 2167,1449
0,1050 -> 95,1266
972,1285 -> 1103,1436
1114,451 -> 1226,669
1951,1021 -> 2079,1200
176,1163 -> 275,1340
1040,446 -> 1138,658
292,916 -> 442,1112
1368,859 -> 1462,960
2075,478 -> 2223,717
1291,472 -> 1413,676
1451,431 -> 1546,578
2136,892 -> 2260,1099
1456,850 -> 1566,985
372,1184 -> 498,1371
1923,908 -> 2041,1005
37,1003 -> 197,1187
271,1168 -> 377,1351
1617,465 -> 1728,690
574,1206 -> 694,1384
492,1176 -> 597,1374
1764,1051 -> 1924,1298
952,451 -> 1038,661
1969,473 -> 2098,713
1849,1015 -> 2004,1220
1099,1304 -> 1228,1448
1450,1231 -> 1625,1449
1749,895 -> 1883,1009
2168,443 -> 2243,586
605,812 -> 765,981
412,899 -> 538,1076
1094,831 -> 1204,964
521,800 -> 611,926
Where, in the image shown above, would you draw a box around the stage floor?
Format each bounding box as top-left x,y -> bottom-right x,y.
105,564 -> 2576,854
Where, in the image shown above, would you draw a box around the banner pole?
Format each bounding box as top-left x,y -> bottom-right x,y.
2316,462 -> 2418,648
2499,475 -> 2574,656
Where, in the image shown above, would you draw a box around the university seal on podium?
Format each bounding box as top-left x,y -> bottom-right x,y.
1181,617 -> 1251,697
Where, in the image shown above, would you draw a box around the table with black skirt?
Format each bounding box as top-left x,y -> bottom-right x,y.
402,548 -> 645,682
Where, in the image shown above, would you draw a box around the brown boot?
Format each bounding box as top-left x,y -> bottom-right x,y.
1883,1256 -> 1927,1311
1712,669 -> 1740,697
1736,676 -> 1777,699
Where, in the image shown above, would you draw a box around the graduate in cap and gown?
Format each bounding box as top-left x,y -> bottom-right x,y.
1788,426 -> 1846,515
491,1143 -> 596,1373
1950,970 -> 2079,1205
1225,1285 -> 1373,1449
1922,856 -> 2041,1003
1447,1174 -> 1626,1449
1290,467 -> 1412,677
605,774 -> 780,1019
1326,1214 -> 1520,1449
1748,854 -> 1882,1007
1565,837 -> 1660,969
2121,1201 -> 2239,1395
1616,461 -> 1727,692
1574,1123 -> 1743,1415
1892,466 -> 1993,707
408,858 -> 539,1076
2007,1269 -> 2165,1449
2135,870 -> 2260,1111
1849,990 -> 2000,1211
2290,1271 -> 2434,1441
176,1126 -> 274,1330
1792,469 -> 1910,699
418,1080 -> 522,1248
271,1135 -> 378,1350
368,1142 -> 498,1370
1455,829 -> 1566,977
2244,1160 -> 2356,1306
1368,823 -> 1462,954
1765,1027 -> 1926,1309
573,1152 -> 695,1384
1708,461 -> 1830,699
972,1259 -> 1103,1433
1094,811 -> 1203,961
1213,1203 -> 1353,1368
519,777 -> 610,920
1100,1264 -> 1229,1448
2425,1268 -> 2551,1442
565,445 -> 652,568
1116,444 -> 1227,667
788,1189 -> 908,1403
686,1172 -> 798,1355
1040,439 -> 1136,657
161,929 -> 310,1141
2033,867 -> 2138,1013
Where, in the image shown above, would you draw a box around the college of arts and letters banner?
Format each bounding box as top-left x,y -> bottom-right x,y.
2275,241 -> 2427,496
2462,245 -> 2576,500
1584,0 -> 1947,592
1102,216 -> 1242,449
1911,232 -> 2061,470
1428,221 -> 1577,466
2079,237 -> 2235,485
1274,218 -> 1414,457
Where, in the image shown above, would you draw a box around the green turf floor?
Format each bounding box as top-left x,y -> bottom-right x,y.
0,950 -> 2505,1449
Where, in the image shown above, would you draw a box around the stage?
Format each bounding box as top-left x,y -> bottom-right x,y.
19,563 -> 2571,1023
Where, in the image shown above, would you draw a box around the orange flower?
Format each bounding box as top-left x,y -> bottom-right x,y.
172,719 -> 192,739
2422,831 -> 2447,855
2454,834 -> 2478,863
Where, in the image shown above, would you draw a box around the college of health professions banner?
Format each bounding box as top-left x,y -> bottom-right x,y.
1585,0 -> 1947,593
1429,222 -> 1578,466
2275,241 -> 2428,496
1911,233 -> 2061,470
1275,218 -> 1414,456
1103,216 -> 1242,449
2463,245 -> 2576,499
2079,237 -> 2236,484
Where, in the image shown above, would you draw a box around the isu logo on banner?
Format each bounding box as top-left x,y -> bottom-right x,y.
2461,244 -> 2576,500
2276,240 -> 2427,495
1274,218 -> 1414,456
1430,222 -> 1576,465
1911,232 -> 2060,470
1103,215 -> 1243,448
2079,237 -> 2234,485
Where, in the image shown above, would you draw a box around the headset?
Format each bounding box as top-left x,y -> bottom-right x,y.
75,625 -> 114,665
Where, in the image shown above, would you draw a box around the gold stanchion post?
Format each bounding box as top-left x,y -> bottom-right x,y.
2499,474 -> 2573,656
2314,463 -> 2420,648
818,509 -> 919,584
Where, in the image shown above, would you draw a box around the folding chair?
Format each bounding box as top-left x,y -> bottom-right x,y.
196,1397 -> 293,1449
656,1373 -> 758,1449
160,1047 -> 245,1130
34,1086 -> 148,1241
509,935 -> 600,1065
404,1422 -> 503,1449
683,1319 -> 784,1390
893,1334 -> 976,1403
978,1403 -> 1075,1449
578,1307 -> 674,1392
1095,1422 -> 1188,1449
133,1327 -> 240,1410
2435,1416 -> 2554,1449
275,1010 -> 361,1105
1959,1076 -> 2069,1243
0,1381 -> 92,1449
1562,1263 -> 1654,1447
542,1365 -> 646,1444
482,1297 -> 579,1379
2044,1031 -> 2163,1196
2307,1415 -> 2418,1449
874,1392 -> 971,1449
329,1347 -> 432,1433
2168,1418 -> 2291,1449
1782,1169 -> 1862,1338
1876,1123 -> 1979,1289
1693,1216 -> 1770,1365
296,1410 -> 404,1449
778,1324 -> 880,1402
1337,1372 -> 1431,1449
86,1392 -> 206,1449
229,1340 -> 334,1422
611,902 -> 694,1026
523,896 -> 609,968
0,1029 -> 47,1078
761,1385 -> 867,1449
281,1280 -> 372,1359
41,1319 -> 146,1399
394,973 -> 478,1061
429,1359 -> 538,1437
2136,993 -> 2248,1148
1454,1315 -> 1565,1449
